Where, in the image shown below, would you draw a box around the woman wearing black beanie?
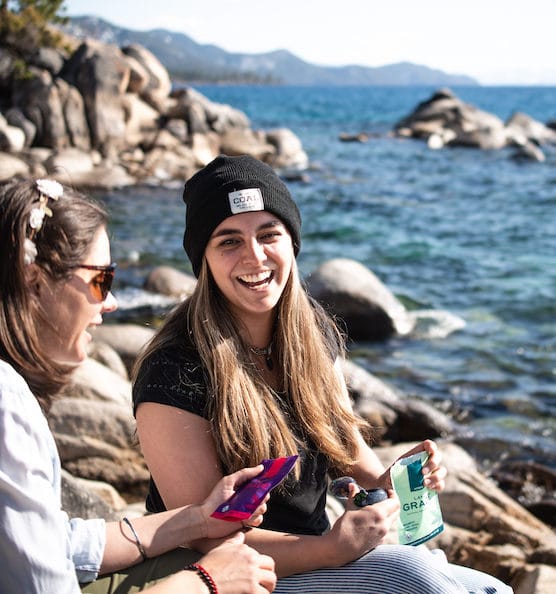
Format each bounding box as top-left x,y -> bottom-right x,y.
133,155 -> 513,594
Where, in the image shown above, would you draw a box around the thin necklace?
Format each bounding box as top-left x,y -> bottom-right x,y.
248,342 -> 273,371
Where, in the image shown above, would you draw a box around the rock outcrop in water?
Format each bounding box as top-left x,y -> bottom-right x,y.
393,88 -> 556,162
0,32 -> 308,187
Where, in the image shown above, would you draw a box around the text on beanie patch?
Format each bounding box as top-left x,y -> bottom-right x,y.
228,188 -> 264,214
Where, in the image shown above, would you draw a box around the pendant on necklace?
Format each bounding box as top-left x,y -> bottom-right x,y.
264,353 -> 273,371
249,343 -> 273,371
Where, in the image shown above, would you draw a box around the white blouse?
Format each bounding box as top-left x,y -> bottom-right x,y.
0,360 -> 105,593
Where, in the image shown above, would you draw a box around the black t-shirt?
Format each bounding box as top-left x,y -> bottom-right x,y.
132,343 -> 331,536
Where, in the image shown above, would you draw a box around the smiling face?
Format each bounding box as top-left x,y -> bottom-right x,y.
204,210 -> 294,329
36,226 -> 118,364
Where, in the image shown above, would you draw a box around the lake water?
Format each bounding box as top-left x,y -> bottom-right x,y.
93,85 -> 556,471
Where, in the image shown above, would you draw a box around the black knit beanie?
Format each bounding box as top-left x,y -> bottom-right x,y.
183,155 -> 302,277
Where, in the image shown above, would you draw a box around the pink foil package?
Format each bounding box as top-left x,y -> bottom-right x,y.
211,455 -> 299,521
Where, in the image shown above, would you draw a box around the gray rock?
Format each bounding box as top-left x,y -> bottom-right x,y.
12,66 -> 69,149
49,395 -> 148,493
62,40 -> 129,158
220,128 -> 275,160
56,78 -> 91,151
44,146 -> 95,176
506,111 -> 556,145
63,357 -> 131,405
0,152 -> 29,180
61,469 -> 119,521
5,107 -> 37,147
122,44 -> 171,111
306,258 -> 415,340
265,128 -> 309,170
89,324 -> 155,373
144,265 -> 197,297
0,121 -> 25,152
30,47 -> 65,76
342,358 -> 454,441
87,340 -> 129,379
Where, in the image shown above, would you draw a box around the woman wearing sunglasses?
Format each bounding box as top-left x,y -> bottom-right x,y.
0,178 -> 276,594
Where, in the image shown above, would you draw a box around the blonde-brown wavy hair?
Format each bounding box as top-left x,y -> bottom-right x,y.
0,178 -> 108,410
135,255 -> 370,476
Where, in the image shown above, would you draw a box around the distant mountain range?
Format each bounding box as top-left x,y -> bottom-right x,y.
64,16 -> 478,86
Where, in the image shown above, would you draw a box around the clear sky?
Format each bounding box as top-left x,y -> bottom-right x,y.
63,0 -> 556,85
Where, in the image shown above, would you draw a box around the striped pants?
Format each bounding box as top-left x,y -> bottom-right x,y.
82,545 -> 513,594
274,545 -> 514,594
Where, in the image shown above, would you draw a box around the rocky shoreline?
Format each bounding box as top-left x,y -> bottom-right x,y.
3,23 -> 556,188
2,22 -> 556,593
0,28 -> 308,187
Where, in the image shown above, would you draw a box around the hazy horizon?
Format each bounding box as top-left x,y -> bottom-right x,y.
64,0 -> 556,86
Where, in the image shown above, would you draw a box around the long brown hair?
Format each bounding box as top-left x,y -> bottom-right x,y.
135,256 -> 370,476
0,178 -> 108,410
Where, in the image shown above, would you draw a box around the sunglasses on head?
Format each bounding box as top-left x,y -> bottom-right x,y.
71,263 -> 117,301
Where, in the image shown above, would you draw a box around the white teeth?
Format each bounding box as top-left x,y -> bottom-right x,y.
239,272 -> 271,283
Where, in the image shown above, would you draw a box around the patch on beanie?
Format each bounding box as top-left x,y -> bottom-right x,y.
228,188 -> 264,214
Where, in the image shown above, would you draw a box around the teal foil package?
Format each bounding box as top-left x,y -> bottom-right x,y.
390,451 -> 444,546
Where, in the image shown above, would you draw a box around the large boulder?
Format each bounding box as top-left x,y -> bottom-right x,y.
5,107 -> 37,147
0,117 -> 25,152
0,152 -> 29,179
44,146 -> 96,178
505,112 -> 556,146
220,128 -> 275,161
166,86 -> 250,136
306,258 -> 415,341
395,88 -> 556,160
49,395 -> 149,496
89,324 -> 156,373
61,40 -> 129,158
395,88 -> 508,150
122,93 -> 161,147
143,265 -> 197,298
12,66 -> 69,149
122,44 -> 172,111
342,358 -> 454,441
264,128 -> 309,170
61,470 -> 119,521
56,77 -> 91,151
62,357 -> 131,405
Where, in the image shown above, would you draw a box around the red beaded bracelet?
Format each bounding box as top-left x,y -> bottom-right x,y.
186,562 -> 218,594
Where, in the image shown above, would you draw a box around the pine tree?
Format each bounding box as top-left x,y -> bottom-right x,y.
0,0 -> 68,50
5,1 -> 66,23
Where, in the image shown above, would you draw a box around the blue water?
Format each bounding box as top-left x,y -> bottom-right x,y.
96,85 -> 556,469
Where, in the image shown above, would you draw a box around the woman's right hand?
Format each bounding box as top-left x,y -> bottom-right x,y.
197,534 -> 277,593
325,483 -> 400,566
199,465 -> 269,539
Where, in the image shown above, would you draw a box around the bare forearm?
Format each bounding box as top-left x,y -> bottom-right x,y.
194,528 -> 337,578
348,437 -> 388,489
100,505 -> 206,574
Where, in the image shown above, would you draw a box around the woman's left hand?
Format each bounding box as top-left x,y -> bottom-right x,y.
379,439 -> 447,492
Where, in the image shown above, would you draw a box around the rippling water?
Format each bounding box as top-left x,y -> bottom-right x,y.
92,85 -> 556,469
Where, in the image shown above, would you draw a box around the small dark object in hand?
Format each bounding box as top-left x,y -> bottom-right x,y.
353,487 -> 388,507
330,476 -> 388,507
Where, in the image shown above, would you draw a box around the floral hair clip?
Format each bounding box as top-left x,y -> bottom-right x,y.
24,179 -> 64,265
